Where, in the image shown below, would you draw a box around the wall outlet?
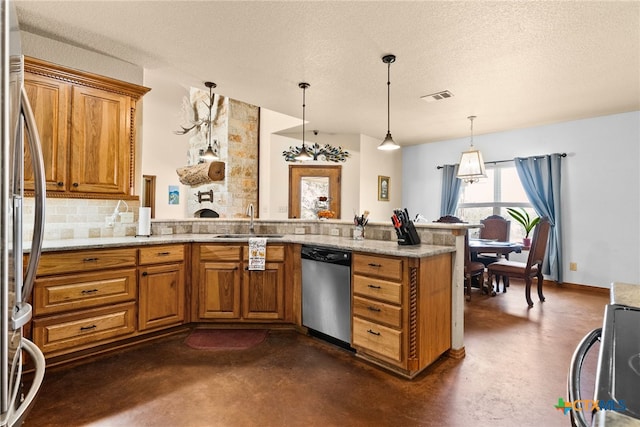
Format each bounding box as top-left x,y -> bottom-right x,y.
294,227 -> 305,235
278,206 -> 288,213
569,262 -> 578,271
330,229 -> 340,236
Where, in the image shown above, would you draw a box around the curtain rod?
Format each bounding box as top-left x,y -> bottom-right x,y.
436,152 -> 566,169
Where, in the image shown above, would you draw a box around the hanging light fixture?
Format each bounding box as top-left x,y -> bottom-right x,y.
282,83 -> 350,162
294,82 -> 313,161
456,115 -> 486,183
378,54 -> 400,151
199,81 -> 219,162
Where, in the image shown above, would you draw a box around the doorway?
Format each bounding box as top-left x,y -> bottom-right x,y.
288,165 -> 341,219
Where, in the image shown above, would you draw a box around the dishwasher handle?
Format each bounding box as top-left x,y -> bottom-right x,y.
301,246 -> 351,266
568,327 -> 602,427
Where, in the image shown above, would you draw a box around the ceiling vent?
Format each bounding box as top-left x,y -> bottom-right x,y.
420,90 -> 454,103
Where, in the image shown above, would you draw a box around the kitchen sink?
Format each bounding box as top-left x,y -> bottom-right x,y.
213,233 -> 284,239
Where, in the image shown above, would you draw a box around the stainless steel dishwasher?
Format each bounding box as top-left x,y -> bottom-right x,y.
301,245 -> 352,347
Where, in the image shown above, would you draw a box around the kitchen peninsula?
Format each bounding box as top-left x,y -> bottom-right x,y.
29,219 -> 474,378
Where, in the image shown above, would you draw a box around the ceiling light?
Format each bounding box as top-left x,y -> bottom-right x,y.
378,54 -> 400,151
456,115 -> 486,184
200,81 -> 219,162
282,83 -> 350,162
174,81 -> 220,162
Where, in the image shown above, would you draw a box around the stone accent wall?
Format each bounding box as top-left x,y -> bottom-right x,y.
227,99 -> 259,218
184,94 -> 258,219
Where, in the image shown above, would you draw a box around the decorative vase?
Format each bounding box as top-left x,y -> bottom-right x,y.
522,237 -> 531,249
353,225 -> 364,240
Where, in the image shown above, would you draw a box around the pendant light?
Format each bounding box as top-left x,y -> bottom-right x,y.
199,81 -> 219,162
378,54 -> 400,151
456,115 -> 486,183
294,82 -> 313,161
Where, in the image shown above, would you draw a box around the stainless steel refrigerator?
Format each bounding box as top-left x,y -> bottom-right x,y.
1,0 -> 46,425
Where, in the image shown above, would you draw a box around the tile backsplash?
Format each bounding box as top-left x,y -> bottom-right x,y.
23,198 -> 140,241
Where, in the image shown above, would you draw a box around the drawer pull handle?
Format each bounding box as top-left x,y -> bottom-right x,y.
158,252 -> 170,256
141,272 -> 148,277
56,181 -> 64,187
368,263 -> 382,267
367,284 -> 381,289
80,325 -> 97,332
83,257 -> 98,262
367,306 -> 381,312
367,329 -> 381,336
81,289 -> 98,294
72,182 -> 79,187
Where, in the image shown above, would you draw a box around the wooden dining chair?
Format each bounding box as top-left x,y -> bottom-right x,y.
476,215 -> 511,265
434,216 -> 484,300
486,218 -> 551,307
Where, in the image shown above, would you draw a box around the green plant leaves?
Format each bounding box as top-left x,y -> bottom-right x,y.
506,207 -> 540,238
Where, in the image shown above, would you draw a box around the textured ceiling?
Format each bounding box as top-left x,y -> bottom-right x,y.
14,0 -> 640,145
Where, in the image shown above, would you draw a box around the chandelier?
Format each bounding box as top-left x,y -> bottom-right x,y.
282,82 -> 350,163
456,115 -> 486,183
175,81 -> 219,162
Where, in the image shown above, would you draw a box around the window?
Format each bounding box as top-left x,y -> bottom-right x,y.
456,164 -> 534,241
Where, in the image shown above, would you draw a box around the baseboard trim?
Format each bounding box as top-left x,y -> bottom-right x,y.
544,280 -> 609,294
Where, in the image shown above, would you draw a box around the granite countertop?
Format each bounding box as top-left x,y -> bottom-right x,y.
610,282 -> 640,308
35,234 -> 455,258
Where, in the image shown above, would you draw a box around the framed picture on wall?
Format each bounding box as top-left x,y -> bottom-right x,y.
378,175 -> 390,201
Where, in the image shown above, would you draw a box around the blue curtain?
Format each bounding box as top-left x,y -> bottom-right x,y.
514,154 -> 563,282
440,164 -> 462,217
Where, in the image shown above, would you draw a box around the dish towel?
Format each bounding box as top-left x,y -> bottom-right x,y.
248,237 -> 267,271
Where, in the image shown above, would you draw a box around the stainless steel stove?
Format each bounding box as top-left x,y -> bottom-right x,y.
569,304 -> 640,426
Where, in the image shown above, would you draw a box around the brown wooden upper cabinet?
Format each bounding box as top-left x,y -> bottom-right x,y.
23,57 -> 150,199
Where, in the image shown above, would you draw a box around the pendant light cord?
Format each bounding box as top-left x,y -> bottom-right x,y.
387,61 -> 391,134
468,115 -> 476,148
302,85 -> 306,149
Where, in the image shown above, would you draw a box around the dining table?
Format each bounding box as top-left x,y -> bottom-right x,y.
469,239 -> 523,295
469,239 -> 523,258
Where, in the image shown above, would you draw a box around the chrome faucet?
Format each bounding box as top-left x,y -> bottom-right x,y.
247,203 -> 255,234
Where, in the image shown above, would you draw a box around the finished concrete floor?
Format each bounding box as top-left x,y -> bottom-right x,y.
24,281 -> 608,427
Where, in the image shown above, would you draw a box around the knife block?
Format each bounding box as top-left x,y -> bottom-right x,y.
397,221 -> 421,246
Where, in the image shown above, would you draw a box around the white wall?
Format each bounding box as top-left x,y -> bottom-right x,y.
22,32 -> 143,85
359,134 -> 402,222
141,68 -> 202,219
403,111 -> 640,287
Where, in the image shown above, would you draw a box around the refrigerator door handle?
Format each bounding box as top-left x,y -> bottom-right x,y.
7,339 -> 45,426
19,86 -> 46,305
10,303 -> 32,331
568,327 -> 602,427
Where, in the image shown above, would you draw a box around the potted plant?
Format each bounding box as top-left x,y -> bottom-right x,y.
506,208 -> 540,249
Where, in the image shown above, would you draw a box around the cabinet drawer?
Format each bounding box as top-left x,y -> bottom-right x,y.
243,245 -> 285,262
353,296 -> 402,329
37,248 -> 137,276
353,274 -> 402,304
352,253 -> 403,281
139,245 -> 185,265
34,268 -> 136,315
353,317 -> 402,362
32,302 -> 136,355
199,245 -> 242,262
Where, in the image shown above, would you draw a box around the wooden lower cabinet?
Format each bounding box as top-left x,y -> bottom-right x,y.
193,244 -> 287,322
198,261 -> 241,319
351,251 -> 452,378
32,302 -> 136,357
138,263 -> 185,331
137,245 -> 186,331
242,262 -> 285,320
32,248 -> 138,357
